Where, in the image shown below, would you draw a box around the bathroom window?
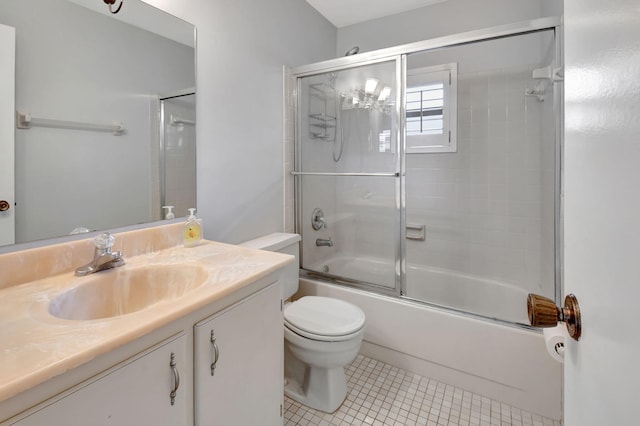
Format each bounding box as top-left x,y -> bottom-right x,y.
378,129 -> 391,153
406,63 -> 457,153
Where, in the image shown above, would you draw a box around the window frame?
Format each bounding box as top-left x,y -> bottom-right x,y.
405,62 -> 458,154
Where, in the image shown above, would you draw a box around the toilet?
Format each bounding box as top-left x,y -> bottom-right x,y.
240,233 -> 365,413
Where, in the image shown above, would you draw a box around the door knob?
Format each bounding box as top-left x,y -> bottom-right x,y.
0,200 -> 10,212
527,293 -> 582,341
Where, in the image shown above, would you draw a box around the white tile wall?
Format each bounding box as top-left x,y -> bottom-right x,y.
405,68 -> 555,299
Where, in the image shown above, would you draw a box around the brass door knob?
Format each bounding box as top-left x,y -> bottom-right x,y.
0,200 -> 10,212
527,293 -> 582,341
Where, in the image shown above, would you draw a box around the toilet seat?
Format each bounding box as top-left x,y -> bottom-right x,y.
284,296 -> 365,342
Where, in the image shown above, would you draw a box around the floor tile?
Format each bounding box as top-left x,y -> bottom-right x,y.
284,355 -> 562,426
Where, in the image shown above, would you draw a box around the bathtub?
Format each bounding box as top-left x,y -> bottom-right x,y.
295,273 -> 562,420
312,255 -> 530,325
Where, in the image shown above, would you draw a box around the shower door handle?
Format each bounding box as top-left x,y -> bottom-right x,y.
527,293 -> 582,341
291,171 -> 399,177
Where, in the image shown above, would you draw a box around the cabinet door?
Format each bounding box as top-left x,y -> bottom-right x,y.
194,283 -> 283,426
10,333 -> 189,426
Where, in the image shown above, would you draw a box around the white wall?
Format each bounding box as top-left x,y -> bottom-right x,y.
564,0 -> 640,424
337,0 -> 562,56
141,0 -> 337,244
541,0 -> 564,17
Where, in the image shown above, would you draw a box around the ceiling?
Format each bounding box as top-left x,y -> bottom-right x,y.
305,0 -> 448,28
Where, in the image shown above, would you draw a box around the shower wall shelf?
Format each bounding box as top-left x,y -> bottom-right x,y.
308,83 -> 336,141
16,111 -> 125,135
309,113 -> 336,140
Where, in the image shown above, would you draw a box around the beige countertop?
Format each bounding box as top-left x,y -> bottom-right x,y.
0,227 -> 293,403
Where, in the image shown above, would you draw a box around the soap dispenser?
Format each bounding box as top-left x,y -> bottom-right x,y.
162,205 -> 175,220
183,208 -> 202,247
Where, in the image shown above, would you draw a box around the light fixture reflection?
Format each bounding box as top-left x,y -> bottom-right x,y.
377,86 -> 391,102
365,78 -> 379,95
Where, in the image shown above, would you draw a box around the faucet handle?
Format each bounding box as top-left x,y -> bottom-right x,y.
312,208 -> 327,230
94,232 -> 116,250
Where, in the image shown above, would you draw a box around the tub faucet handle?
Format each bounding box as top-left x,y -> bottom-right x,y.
312,208 -> 327,230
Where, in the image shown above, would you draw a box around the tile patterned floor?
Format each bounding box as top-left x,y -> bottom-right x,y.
284,355 -> 562,426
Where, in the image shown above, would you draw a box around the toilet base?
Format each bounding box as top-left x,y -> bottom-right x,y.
284,365 -> 348,413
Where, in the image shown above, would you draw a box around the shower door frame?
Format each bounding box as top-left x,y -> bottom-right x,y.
291,16 -> 564,322
158,88 -> 196,219
292,55 -> 406,296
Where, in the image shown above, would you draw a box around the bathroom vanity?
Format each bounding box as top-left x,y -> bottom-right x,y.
0,223 -> 291,425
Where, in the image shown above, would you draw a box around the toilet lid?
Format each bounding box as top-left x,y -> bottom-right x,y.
284,296 -> 365,337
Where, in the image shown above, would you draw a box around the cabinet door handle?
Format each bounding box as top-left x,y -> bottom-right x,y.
169,352 -> 180,406
210,329 -> 220,377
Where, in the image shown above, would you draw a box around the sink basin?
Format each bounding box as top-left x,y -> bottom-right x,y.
49,264 -> 209,320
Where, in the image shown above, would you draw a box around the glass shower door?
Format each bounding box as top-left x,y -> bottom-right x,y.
296,59 -> 400,292
403,30 -> 558,325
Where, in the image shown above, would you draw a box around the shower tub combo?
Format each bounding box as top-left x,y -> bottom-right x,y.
289,17 -> 563,420
296,258 -> 558,418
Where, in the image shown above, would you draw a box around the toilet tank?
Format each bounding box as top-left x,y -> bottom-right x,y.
240,233 -> 300,300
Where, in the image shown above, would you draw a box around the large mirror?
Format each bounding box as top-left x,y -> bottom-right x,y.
0,0 -> 196,248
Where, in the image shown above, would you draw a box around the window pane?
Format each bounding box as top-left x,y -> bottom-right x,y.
406,79 -> 445,138
406,100 -> 422,112
406,92 -> 422,103
406,119 -> 422,133
422,100 -> 443,110
422,118 -> 443,131
421,88 -> 444,101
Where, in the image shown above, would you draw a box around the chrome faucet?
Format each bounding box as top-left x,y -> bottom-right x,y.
75,232 -> 125,276
315,238 -> 334,247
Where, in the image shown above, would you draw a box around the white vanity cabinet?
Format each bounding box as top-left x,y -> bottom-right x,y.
194,282 -> 283,426
9,333 -> 189,426
1,277 -> 287,426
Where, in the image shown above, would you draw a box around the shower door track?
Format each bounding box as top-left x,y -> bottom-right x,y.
291,16 -> 560,77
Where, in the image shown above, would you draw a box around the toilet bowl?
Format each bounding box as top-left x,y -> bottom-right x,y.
240,233 -> 366,413
284,296 -> 365,412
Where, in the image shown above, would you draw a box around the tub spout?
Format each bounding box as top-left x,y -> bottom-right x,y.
315,238 -> 334,247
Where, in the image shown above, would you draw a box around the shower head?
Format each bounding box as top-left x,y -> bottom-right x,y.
345,46 -> 360,56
